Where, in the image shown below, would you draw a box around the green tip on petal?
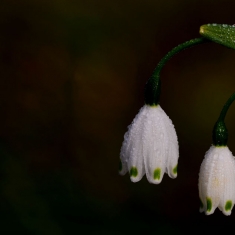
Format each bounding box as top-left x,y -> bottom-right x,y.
130,167 -> 138,177
173,165 -> 178,175
206,197 -> 212,212
153,168 -> 161,180
225,200 -> 232,211
200,24 -> 235,50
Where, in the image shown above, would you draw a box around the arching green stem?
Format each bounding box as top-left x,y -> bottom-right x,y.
145,37 -> 209,106
213,92 -> 235,146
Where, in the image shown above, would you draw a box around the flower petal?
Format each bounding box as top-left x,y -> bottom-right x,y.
120,105 -> 150,182
217,148 -> 235,215
119,132 -> 130,175
198,146 -> 235,215
119,106 -> 146,176
143,106 -> 167,184
128,140 -> 145,183
199,146 -> 220,215
164,112 -> 179,179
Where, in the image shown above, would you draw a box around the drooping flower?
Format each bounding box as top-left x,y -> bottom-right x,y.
198,145 -> 235,215
119,104 -> 179,184
119,36 -> 208,185
198,92 -> 235,216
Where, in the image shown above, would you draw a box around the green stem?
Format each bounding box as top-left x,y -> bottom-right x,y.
218,92 -> 235,122
153,37 -> 208,78
145,37 -> 209,106
213,92 -> 235,146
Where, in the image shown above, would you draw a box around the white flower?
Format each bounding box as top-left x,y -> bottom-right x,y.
198,145 -> 235,215
119,104 -> 179,184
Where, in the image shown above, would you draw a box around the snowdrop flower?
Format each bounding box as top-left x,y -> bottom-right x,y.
198,92 -> 235,215
119,104 -> 179,184
198,145 -> 235,215
119,37 -> 208,184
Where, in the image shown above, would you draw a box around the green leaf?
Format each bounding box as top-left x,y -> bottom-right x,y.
200,24 -> 235,50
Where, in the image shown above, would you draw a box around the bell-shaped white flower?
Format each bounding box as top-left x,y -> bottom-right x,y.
198,145 -> 235,215
119,104 -> 179,184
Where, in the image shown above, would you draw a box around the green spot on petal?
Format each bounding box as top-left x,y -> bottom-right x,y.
173,165 -> 177,174
225,200 -> 232,211
206,198 -> 212,212
130,167 -> 138,177
200,198 -> 203,209
119,161 -> 122,172
153,168 -> 161,180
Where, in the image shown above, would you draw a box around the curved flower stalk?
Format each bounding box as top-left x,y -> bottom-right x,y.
119,104 -> 178,184
119,38 -> 208,184
199,92 -> 235,215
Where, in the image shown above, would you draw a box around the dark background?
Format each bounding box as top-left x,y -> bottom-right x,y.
1,0 -> 235,234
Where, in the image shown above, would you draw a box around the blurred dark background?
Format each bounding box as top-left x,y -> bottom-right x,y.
1,0 -> 235,234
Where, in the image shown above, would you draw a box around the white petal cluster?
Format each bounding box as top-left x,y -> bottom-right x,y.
119,104 -> 179,184
198,146 -> 235,215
